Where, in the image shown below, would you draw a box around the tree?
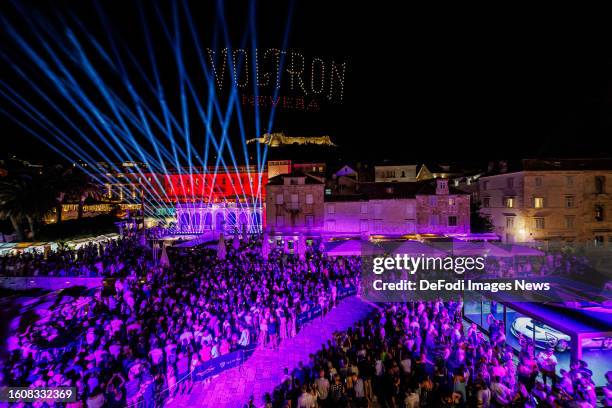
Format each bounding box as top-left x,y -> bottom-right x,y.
471,199 -> 494,233
0,176 -> 29,240
48,167 -> 101,222
0,174 -> 57,240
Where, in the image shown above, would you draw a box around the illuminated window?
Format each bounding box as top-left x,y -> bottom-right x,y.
595,205 -> 604,222
534,197 -> 544,208
483,197 -> 490,208
534,217 -> 545,229
448,197 -> 456,206
504,197 -> 515,208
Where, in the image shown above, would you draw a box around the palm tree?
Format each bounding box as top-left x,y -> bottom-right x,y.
21,175 -> 57,239
0,174 -> 58,240
0,176 -> 29,240
48,167 -> 101,223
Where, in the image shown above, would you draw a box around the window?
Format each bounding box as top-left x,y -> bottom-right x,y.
448,216 -> 458,227
325,188 -> 332,195
327,204 -> 335,214
507,178 -> 514,188
429,196 -> 437,206
595,205 -> 604,222
430,214 -> 439,226
534,197 -> 544,209
535,177 -> 542,187
360,203 -> 368,214
565,215 -> 575,229
401,171 -> 406,178
448,197 -> 456,206
374,204 -> 382,216
326,220 -> 336,231
482,181 -> 489,190
360,219 -> 368,232
374,220 -> 383,232
595,235 -> 604,246
565,196 -> 575,208
534,217 -> 545,229
506,217 -> 514,229
566,176 -> 574,187
276,215 -> 285,227
305,215 -> 314,228
483,197 -> 490,208
305,194 -> 314,204
275,194 -> 284,205
405,220 -> 416,233
291,194 -> 299,204
595,176 -> 605,194
504,197 -> 515,208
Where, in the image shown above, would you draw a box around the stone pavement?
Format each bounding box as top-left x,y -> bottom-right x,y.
167,296 -> 375,408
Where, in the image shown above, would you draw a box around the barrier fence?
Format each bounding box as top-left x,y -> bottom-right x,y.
129,287 -> 358,407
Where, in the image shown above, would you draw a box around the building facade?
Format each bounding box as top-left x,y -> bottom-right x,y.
374,164 -> 417,182
478,159 -> 612,244
265,175 -> 470,240
265,173 -> 325,237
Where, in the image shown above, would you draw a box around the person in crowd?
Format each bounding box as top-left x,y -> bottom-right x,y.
268,301 -> 599,408
1,236 -> 359,406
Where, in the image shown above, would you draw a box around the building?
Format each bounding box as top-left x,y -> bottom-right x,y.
265,172 -> 325,242
264,173 -> 471,241
374,164 -> 417,182
478,158 -> 612,244
323,179 -> 470,238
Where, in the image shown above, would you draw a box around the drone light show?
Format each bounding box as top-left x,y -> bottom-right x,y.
0,0 -> 333,234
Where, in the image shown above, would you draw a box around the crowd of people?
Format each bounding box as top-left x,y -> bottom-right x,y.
2,235 -> 610,408
0,237 -> 149,277
1,237 -> 360,407
266,301 -> 607,408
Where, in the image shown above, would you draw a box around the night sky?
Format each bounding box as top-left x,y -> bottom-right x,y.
1,1 -> 612,164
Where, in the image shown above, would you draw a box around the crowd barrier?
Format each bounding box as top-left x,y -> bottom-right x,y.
191,345 -> 257,383
130,287 -> 358,406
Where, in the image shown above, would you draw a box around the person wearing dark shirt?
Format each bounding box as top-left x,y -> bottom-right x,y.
329,375 -> 346,407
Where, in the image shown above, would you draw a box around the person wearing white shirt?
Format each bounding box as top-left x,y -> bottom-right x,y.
404,388 -> 420,408
297,385 -> 316,408
238,325 -> 250,348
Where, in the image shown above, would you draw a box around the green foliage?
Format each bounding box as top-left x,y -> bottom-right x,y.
470,199 -> 494,233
